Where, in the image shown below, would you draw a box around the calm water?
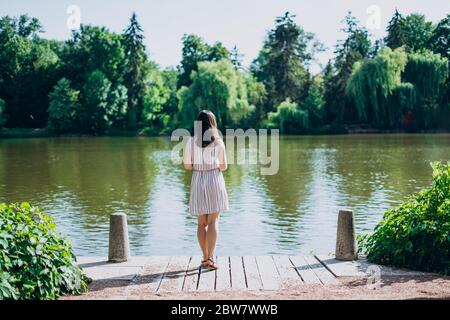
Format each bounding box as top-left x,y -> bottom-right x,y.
0,134 -> 449,256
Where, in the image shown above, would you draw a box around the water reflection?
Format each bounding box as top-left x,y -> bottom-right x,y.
0,134 -> 449,256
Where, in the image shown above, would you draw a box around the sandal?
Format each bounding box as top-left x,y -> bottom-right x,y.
206,258 -> 219,270
201,259 -> 209,269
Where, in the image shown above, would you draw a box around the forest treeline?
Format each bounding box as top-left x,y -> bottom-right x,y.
0,10 -> 448,135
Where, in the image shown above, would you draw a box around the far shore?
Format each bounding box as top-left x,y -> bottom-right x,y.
1,127 -> 449,139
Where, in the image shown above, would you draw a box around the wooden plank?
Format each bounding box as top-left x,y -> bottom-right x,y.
272,255 -> 304,289
242,256 -> 263,291
289,256 -> 321,284
255,256 -> 281,290
215,256 -> 231,291
229,256 -> 247,290
315,255 -> 431,277
315,254 -> 366,277
124,256 -> 170,296
198,265 -> 216,292
183,256 -> 201,292
303,255 -> 339,285
157,256 -> 191,292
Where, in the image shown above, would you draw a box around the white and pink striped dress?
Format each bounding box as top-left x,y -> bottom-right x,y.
185,137 -> 229,215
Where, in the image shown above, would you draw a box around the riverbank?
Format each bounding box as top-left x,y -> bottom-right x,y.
63,255 -> 450,300
1,127 -> 449,139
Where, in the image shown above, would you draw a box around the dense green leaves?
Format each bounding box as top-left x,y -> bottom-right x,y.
358,162 -> 450,275
0,98 -> 6,128
0,10 -> 449,135
251,12 -> 322,109
268,99 -> 309,134
47,78 -> 79,133
177,60 -> 254,130
0,203 -> 90,300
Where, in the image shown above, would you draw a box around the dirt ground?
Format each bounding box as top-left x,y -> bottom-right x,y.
62,275 -> 450,300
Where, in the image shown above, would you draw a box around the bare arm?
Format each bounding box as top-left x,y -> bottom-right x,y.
183,138 -> 193,171
218,140 -> 228,172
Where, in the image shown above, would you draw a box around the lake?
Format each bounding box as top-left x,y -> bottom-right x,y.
0,134 -> 449,256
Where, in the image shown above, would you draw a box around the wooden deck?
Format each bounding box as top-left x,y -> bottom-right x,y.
77,255 -> 432,293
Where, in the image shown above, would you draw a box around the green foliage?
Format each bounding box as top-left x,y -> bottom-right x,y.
346,47 -> 408,127
47,78 -> 79,133
268,99 -> 309,134
177,59 -> 254,129
177,34 -> 230,88
123,13 -> 147,129
0,15 -> 59,128
80,70 -> 112,134
141,69 -> 170,131
428,14 -> 450,59
0,98 -> 6,128
402,14 -> 435,52
358,162 -> 450,275
303,79 -> 325,127
403,50 -> 449,128
326,12 -> 371,124
0,202 -> 90,300
385,9 -> 406,49
251,12 -> 322,108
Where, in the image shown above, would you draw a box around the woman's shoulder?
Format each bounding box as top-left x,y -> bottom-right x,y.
214,138 -> 225,148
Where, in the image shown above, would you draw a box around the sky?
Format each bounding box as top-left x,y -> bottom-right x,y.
1,0 -> 449,73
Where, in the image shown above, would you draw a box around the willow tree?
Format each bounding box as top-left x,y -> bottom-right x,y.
346,47 -> 408,128
177,59 -> 254,130
267,99 -> 309,134
402,50 -> 449,128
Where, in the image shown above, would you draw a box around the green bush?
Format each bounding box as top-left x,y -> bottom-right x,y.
268,99 -> 309,134
0,98 -> 6,128
0,203 -> 90,300
358,162 -> 450,274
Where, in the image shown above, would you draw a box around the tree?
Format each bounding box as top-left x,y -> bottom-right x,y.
428,14 -> 450,59
47,78 -> 79,133
177,59 -> 253,130
267,99 -> 309,134
402,50 -> 449,128
402,14 -> 434,52
80,70 -> 112,134
65,25 -> 126,87
385,9 -> 406,49
251,12 -> 322,109
0,98 -> 6,128
141,68 -> 170,132
123,13 -> 148,129
230,45 -> 244,70
346,47 -> 409,128
177,34 -> 230,88
302,78 -> 325,128
326,12 -> 371,124
107,84 -> 128,128
0,15 -> 59,128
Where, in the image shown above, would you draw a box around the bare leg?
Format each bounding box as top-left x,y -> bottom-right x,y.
197,215 -> 208,260
206,213 -> 220,259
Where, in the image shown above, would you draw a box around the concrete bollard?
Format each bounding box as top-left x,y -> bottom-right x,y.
108,212 -> 130,263
335,209 -> 357,261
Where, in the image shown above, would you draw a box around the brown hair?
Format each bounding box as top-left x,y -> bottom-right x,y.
196,110 -> 219,148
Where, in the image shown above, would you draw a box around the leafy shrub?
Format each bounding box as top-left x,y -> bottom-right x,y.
0,203 -> 90,300
358,162 -> 450,274
47,78 -> 79,133
0,98 -> 6,128
268,99 -> 309,134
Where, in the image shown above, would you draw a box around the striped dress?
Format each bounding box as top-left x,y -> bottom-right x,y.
185,137 -> 229,215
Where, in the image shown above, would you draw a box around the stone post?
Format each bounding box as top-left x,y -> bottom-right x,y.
108,212 -> 130,263
335,209 -> 357,261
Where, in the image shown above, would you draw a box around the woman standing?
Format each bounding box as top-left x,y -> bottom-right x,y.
183,110 -> 229,270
